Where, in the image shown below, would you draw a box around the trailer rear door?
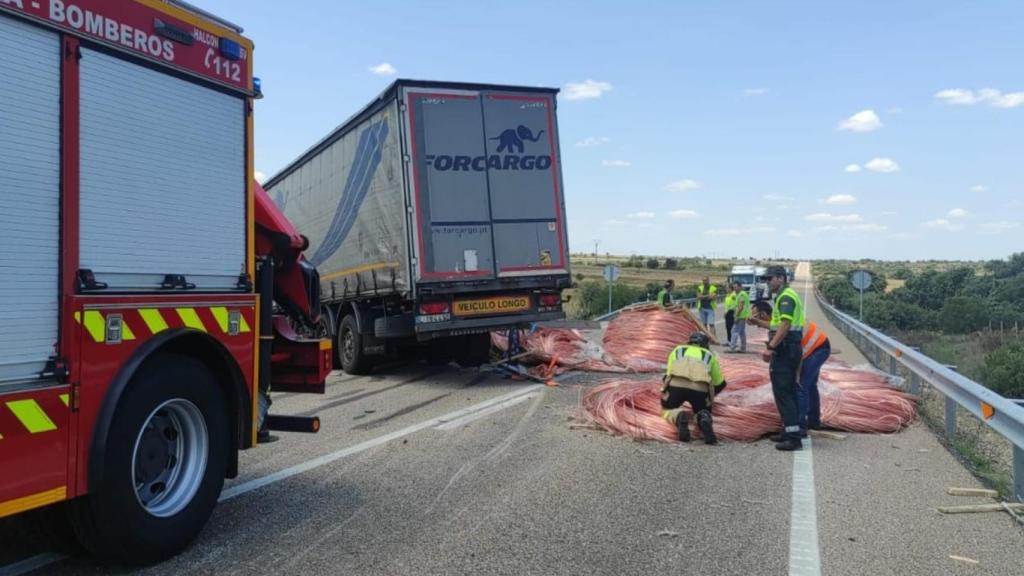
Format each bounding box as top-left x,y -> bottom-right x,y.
404,87 -> 566,284
0,16 -> 60,384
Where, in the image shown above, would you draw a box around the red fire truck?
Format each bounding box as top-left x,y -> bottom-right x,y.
0,0 -> 329,564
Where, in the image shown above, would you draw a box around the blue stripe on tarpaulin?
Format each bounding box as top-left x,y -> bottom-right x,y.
309,119 -> 390,267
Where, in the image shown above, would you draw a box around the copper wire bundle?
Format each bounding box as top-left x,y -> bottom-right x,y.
491,328 -> 626,375
602,305 -> 709,371
580,359 -> 918,442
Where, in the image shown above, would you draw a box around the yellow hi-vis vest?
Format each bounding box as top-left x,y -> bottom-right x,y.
696,284 -> 718,309
770,286 -> 805,331
664,345 -> 725,393
724,292 -> 737,312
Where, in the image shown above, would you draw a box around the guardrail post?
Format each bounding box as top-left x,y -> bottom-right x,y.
1015,446 -> 1024,502
945,396 -> 957,439
909,373 -> 920,395
889,355 -> 898,376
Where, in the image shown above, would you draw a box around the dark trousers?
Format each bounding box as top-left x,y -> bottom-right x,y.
725,310 -> 735,343
770,336 -> 802,440
661,382 -> 727,419
798,340 -> 830,429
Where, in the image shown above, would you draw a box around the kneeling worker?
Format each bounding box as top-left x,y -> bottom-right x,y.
661,332 -> 727,444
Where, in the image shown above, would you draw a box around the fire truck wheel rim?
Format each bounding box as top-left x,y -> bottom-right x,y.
131,398 -> 209,518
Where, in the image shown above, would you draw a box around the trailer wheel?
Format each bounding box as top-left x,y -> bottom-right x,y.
338,314 -> 373,375
68,354 -> 228,565
453,333 -> 493,367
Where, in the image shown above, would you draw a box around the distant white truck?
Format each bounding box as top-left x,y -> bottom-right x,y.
730,265 -> 769,302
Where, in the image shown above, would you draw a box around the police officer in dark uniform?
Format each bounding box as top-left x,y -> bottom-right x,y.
748,266 -> 805,451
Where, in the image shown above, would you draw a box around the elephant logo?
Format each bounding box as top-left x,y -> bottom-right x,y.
490,125 -> 545,154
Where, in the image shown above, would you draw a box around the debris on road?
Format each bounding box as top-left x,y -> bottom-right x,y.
937,503 -> 1024,515
946,487 -> 999,498
949,555 -> 980,565
656,530 -> 680,538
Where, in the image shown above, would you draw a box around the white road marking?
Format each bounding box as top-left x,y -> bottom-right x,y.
220,384 -> 544,501
789,436 -> 821,576
435,392 -> 541,431
0,552 -> 65,576
0,385 -> 544,575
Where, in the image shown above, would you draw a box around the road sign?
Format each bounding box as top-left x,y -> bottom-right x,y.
850,270 -> 873,290
850,270 -> 873,320
603,265 -> 620,283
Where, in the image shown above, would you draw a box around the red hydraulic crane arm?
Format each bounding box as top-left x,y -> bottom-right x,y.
254,181 -> 321,325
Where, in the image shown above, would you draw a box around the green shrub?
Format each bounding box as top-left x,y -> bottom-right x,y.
577,280 -> 646,318
939,296 -> 990,334
646,258 -> 660,269
979,341 -> 1024,398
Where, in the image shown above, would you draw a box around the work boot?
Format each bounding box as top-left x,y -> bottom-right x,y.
696,410 -> 718,445
769,429 -> 807,442
675,413 -> 691,443
775,437 -> 803,451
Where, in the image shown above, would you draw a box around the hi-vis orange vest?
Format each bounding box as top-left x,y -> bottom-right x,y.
800,321 -> 828,359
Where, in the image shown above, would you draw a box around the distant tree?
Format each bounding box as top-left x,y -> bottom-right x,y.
939,296 -> 989,334
646,258 -> 660,269
891,267 -> 913,280
664,258 -> 678,270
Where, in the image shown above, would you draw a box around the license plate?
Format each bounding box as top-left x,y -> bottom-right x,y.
452,295 -> 532,317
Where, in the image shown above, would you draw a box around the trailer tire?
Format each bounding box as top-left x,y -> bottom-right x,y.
338,314 -> 373,375
68,354 -> 228,565
453,333 -> 493,367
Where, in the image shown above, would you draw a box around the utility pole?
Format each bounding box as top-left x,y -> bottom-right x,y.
593,239 -> 600,266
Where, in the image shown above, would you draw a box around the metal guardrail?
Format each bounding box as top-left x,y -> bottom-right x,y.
816,292 -> 1024,502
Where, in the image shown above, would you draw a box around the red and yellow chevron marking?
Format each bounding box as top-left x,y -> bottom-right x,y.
74,306 -> 253,344
0,390 -> 69,442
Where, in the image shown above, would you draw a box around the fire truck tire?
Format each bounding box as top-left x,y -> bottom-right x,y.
338,314 -> 373,375
68,354 -> 229,564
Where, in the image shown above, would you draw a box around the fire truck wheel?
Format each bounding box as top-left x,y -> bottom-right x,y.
68,354 -> 228,565
339,314 -> 373,375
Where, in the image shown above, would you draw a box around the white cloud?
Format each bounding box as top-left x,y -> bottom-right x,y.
844,164 -> 863,173
825,194 -> 857,206
563,79 -> 612,101
626,211 -> 656,219
575,136 -> 610,147
805,212 -> 863,223
669,209 -> 699,219
744,87 -> 770,96
921,219 -> 964,231
935,88 -> 1024,108
254,171 -> 267,184
815,223 -> 888,233
838,109 -> 882,132
601,159 -> 631,168
704,228 -> 742,236
864,157 -> 900,173
368,62 -> 396,76
762,193 -> 794,201
982,221 -> 1021,233
969,184 -> 986,193
665,179 -> 702,192
786,229 -> 803,237
948,208 -> 969,218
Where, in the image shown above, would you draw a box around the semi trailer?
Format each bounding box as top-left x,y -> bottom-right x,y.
266,80 -> 572,373
0,0 -> 329,564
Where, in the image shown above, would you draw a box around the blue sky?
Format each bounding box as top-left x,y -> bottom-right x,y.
203,0 -> 1024,261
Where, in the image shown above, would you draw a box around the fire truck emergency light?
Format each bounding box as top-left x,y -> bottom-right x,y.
219,37 -> 243,61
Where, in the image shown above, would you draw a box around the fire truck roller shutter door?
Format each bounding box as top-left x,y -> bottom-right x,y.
78,47 -> 245,291
0,15 -> 60,384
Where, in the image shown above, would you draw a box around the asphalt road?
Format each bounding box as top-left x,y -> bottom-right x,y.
1,262 -> 1021,575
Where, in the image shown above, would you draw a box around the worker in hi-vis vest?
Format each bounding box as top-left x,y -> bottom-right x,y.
723,287 -> 737,343
695,277 -> 718,338
657,279 -> 675,306
747,266 -> 804,451
661,332 -> 726,444
753,303 -> 832,434
730,281 -> 751,353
